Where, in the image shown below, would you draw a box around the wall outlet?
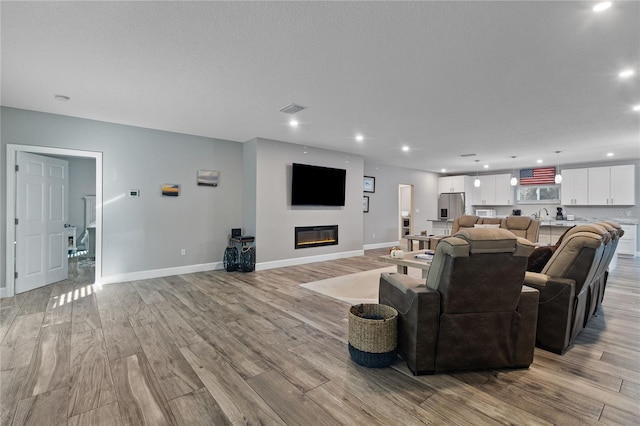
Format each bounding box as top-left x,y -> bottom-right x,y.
180,248 -> 186,256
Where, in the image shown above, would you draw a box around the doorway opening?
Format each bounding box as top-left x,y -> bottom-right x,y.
4,144 -> 103,298
398,184 -> 414,242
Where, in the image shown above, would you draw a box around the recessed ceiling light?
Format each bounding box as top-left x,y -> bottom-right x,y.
402,146 -> 410,152
537,159 -> 543,164
54,94 -> 70,102
593,2 -> 612,12
441,168 -> 446,173
355,134 -> 364,142
619,69 -> 635,79
633,104 -> 640,112
289,119 -> 299,128
483,164 -> 489,169
607,152 -> 614,157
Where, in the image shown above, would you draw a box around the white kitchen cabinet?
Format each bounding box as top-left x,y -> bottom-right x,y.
473,174 -> 513,205
617,224 -> 637,257
439,175 -> 466,193
610,165 -> 635,205
560,168 -> 588,205
431,221 -> 453,236
588,165 -> 635,205
588,167 -> 611,205
494,174 -> 513,205
439,175 -> 476,213
538,225 -> 573,246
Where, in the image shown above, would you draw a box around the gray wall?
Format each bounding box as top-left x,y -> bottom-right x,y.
1,107 -> 244,286
363,163 -> 440,246
252,138 -> 364,265
2,106 -> 637,290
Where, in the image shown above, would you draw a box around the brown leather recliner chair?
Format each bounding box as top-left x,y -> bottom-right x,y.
379,228 -> 538,375
523,224 -> 609,354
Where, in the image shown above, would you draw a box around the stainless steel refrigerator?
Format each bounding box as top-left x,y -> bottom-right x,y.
438,192 -> 465,220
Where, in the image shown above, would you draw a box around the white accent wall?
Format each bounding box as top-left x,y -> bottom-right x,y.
245,138 -> 364,268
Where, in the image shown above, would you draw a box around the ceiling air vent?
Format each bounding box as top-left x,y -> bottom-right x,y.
460,153 -> 477,157
279,103 -> 307,114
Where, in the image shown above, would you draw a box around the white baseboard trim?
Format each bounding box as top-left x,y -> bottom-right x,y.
256,249 -> 364,271
99,261 -> 223,285
363,241 -> 399,250
0,287 -> 13,298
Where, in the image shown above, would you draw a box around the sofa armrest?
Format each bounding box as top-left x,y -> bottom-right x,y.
379,273 -> 440,375
523,272 -> 577,354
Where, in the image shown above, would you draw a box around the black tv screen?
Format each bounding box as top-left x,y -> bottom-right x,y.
291,163 -> 346,206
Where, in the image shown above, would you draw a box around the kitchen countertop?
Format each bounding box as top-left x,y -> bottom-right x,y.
429,218 -> 639,226
539,218 -> 638,226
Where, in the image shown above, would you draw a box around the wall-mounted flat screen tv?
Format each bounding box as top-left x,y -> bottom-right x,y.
291,163 -> 346,206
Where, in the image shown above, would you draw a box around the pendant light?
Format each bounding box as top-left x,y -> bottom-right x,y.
554,151 -> 562,184
473,160 -> 481,187
510,156 -> 518,186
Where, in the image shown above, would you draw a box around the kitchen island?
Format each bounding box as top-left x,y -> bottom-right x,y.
538,219 -> 637,258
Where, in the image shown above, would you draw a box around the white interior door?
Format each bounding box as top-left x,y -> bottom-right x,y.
15,152 -> 69,293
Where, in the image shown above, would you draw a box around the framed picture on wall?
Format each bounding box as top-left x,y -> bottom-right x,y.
364,176 -> 375,193
162,184 -> 180,196
363,196 -> 370,213
197,170 -> 219,187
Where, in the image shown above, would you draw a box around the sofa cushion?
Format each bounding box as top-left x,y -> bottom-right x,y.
527,246 -> 554,273
505,216 -> 534,230
454,228 -> 519,254
543,231 -> 604,277
426,237 -> 469,290
480,218 -> 503,226
458,215 -> 480,228
526,225 -> 575,272
564,224 -> 609,243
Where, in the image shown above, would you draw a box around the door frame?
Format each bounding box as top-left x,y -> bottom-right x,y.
4,144 -> 103,298
398,184 -> 414,240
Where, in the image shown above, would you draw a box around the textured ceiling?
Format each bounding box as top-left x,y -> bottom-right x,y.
2,1 -> 639,173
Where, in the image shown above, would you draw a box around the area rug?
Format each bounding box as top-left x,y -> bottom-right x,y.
300,266 -> 423,305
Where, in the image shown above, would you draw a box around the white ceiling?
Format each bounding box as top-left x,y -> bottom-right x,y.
2,1 -> 639,174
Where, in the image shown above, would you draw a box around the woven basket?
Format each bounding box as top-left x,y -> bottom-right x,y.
348,304 -> 398,368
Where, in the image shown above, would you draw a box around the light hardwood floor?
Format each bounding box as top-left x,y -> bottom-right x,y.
1,251 -> 639,425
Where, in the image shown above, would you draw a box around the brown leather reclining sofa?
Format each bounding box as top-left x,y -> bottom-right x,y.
450,215 -> 540,243
379,228 -> 538,375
